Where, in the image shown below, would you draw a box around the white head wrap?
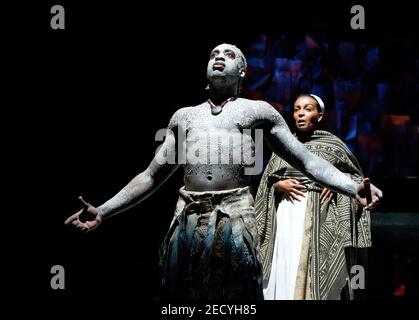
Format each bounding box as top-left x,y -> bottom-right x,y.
309,94 -> 325,113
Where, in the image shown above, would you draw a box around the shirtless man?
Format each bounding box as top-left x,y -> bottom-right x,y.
65,44 -> 382,300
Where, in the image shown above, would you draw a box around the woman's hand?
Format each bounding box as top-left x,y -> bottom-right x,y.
274,179 -> 307,203
320,187 -> 335,204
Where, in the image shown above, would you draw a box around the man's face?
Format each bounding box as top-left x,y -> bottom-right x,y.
207,44 -> 243,81
293,96 -> 323,132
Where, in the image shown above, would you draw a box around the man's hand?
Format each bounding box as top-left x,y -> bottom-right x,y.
356,178 -> 383,209
274,179 -> 307,203
320,187 -> 335,204
64,196 -> 102,233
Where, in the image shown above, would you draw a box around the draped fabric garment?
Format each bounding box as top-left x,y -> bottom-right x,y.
159,186 -> 263,300
255,130 -> 371,300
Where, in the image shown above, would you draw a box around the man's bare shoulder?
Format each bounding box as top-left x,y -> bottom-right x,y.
237,97 -> 272,108
237,98 -> 282,120
168,102 -> 207,128
236,98 -> 277,113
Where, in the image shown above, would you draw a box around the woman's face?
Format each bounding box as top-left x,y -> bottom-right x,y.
293,96 -> 323,132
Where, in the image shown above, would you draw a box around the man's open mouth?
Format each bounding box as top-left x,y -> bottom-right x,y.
213,62 -> 225,71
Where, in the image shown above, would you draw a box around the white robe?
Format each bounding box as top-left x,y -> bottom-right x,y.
263,193 -> 308,300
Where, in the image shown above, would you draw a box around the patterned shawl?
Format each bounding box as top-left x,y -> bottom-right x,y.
255,130 -> 371,299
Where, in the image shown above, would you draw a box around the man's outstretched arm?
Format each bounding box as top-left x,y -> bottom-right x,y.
97,129 -> 180,220
256,102 -> 382,207
65,112 -> 182,231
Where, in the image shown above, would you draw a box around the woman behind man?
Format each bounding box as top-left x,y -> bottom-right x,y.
255,94 -> 372,300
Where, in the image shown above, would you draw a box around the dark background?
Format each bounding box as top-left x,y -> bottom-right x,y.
8,1 -> 418,314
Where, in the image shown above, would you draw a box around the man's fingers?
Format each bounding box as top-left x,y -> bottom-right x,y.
64,212 -> 78,225
70,219 -> 91,232
80,222 -> 90,233
78,196 -> 91,209
64,216 -> 73,225
70,220 -> 78,227
85,220 -> 98,231
357,179 -> 383,208
76,222 -> 89,233
367,197 -> 380,209
363,178 -> 372,205
372,184 -> 383,198
64,208 -> 98,232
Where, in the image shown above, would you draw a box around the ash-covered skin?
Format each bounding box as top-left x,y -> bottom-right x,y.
65,44 -> 382,230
